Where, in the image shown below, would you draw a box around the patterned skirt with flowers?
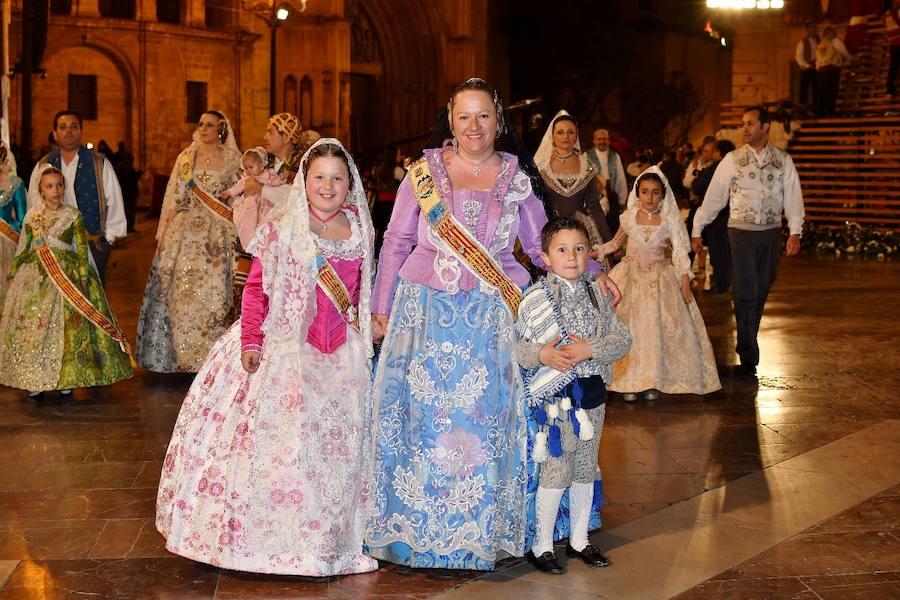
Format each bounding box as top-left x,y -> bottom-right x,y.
365,280 -> 600,570
155,322 -> 377,576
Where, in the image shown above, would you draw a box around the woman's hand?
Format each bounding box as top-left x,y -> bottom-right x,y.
241,350 -> 261,373
595,270 -> 623,307
372,313 -> 389,342
538,336 -> 576,371
681,276 -> 694,304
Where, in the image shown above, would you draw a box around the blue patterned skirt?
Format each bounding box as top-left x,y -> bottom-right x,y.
365,280 -> 600,570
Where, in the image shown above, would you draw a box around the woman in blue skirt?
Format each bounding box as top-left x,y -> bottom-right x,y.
365,78 -> 619,570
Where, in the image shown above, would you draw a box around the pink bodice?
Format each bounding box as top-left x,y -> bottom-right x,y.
306,256 -> 362,353
240,209 -> 365,355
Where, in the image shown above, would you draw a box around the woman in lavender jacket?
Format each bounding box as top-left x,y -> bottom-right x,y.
364,79 -> 618,570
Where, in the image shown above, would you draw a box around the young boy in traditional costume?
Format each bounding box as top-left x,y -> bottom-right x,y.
516,216 -> 631,574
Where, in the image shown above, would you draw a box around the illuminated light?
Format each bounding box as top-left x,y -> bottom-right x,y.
86,142 -> 94,149
707,0 -> 781,7
721,36 -> 727,46
276,7 -> 289,20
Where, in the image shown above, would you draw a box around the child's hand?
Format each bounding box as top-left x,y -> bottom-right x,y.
681,277 -> 694,304
241,350 -> 261,373
220,190 -> 232,200
372,314 -> 388,342
590,244 -> 603,260
538,336 -> 576,371
567,335 -> 593,362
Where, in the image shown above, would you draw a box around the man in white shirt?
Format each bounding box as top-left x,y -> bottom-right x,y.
690,107 -> 805,376
683,135 -> 716,192
29,110 -> 126,282
585,128 -> 627,233
796,21 -> 819,108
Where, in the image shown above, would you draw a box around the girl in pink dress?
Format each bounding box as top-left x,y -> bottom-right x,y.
156,139 -> 378,576
223,146 -> 284,248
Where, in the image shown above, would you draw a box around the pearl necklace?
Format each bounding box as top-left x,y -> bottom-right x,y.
638,206 -> 662,219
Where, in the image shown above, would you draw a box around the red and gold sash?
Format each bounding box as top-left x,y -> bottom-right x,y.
0,219 -> 18,246
34,234 -> 136,366
408,157 -> 522,315
314,254 -> 360,334
178,153 -> 233,224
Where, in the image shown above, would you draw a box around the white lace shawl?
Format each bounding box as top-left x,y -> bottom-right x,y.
247,138 -> 376,359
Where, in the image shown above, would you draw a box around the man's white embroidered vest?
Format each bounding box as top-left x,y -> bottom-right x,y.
729,144 -> 787,229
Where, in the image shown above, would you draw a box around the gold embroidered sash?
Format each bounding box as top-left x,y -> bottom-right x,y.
408,157 -> 522,315
0,219 -> 18,245
315,254 -> 360,334
34,236 -> 136,366
178,153 -> 233,224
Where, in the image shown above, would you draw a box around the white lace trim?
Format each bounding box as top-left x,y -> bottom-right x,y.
311,209 -> 365,260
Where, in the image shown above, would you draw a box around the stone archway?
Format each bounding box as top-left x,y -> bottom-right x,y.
32,42 -> 135,158
347,0 -> 447,154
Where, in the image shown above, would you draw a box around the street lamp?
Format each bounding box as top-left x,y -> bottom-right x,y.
244,1 -> 308,114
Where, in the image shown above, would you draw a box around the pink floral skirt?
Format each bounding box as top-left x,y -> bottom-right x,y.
156,323 -> 378,576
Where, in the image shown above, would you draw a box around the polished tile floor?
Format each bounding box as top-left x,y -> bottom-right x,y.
0,216 -> 898,599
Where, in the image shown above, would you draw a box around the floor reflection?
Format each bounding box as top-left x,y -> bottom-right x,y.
0,215 -> 898,598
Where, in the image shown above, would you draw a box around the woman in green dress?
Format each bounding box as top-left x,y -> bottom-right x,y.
0,165 -> 132,400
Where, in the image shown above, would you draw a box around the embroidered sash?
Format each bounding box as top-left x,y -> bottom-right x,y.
0,219 -> 18,245
408,157 -> 522,315
315,254 -> 360,334
178,153 -> 233,224
34,239 -> 136,366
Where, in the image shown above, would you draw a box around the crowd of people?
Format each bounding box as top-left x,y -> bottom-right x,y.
794,2 -> 900,115
0,77 -> 805,577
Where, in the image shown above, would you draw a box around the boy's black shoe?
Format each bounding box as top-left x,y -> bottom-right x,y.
526,550 -> 564,574
566,543 -> 611,567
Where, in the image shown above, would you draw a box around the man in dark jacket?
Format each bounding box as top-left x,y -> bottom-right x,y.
692,139 -> 736,294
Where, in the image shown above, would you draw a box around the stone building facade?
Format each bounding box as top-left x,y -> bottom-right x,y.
7,0 -> 490,174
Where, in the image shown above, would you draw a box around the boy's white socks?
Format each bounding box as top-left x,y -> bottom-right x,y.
569,481 -> 595,551
533,486 -> 565,555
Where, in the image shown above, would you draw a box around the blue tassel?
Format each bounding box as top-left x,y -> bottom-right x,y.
571,409 -> 581,438
548,424 -> 563,457
534,406 -> 548,427
571,378 -> 584,409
